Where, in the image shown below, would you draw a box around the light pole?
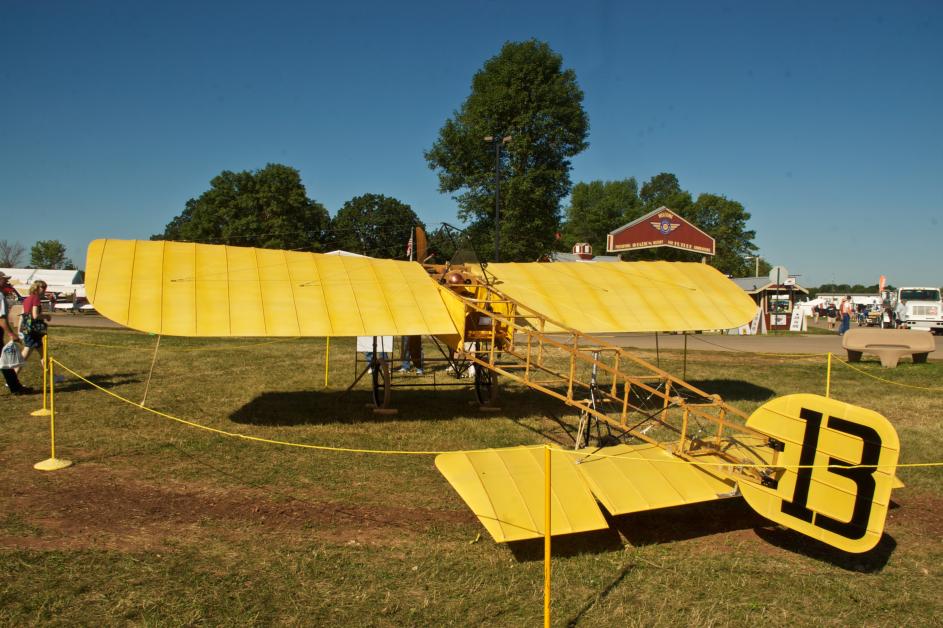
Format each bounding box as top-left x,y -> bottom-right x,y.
745,255 -> 761,277
484,134 -> 511,262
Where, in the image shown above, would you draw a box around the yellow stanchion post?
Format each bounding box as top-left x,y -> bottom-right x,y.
325,337 -> 330,388
826,352 -> 832,398
34,359 -> 72,471
544,445 -> 551,628
30,335 -> 51,416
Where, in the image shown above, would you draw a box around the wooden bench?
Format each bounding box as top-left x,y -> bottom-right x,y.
842,328 -> 935,368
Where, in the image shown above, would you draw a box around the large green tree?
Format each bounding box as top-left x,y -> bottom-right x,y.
639,172 -> 693,212
30,240 -> 74,269
687,193 -> 758,276
154,164 -> 331,251
425,40 -> 589,262
331,194 -> 423,259
561,178 -> 641,254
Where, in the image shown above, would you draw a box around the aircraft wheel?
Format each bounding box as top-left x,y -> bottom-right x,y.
371,358 -> 391,408
474,365 -> 497,405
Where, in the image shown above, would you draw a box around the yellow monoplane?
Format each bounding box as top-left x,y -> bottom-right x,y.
85,238 -> 901,554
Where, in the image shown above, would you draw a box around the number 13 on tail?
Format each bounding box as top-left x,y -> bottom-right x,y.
739,394 -> 900,553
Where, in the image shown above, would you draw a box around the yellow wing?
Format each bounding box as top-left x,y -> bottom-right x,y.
482,261 -> 757,333
436,443 -> 738,543
84,239 -> 459,337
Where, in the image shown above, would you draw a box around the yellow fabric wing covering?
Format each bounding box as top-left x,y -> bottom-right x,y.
85,239 -> 459,337
436,443 -> 742,542
483,261 -> 757,333
572,443 -> 737,515
435,447 -> 608,542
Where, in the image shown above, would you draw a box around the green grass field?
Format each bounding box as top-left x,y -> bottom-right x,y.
1,327 -> 941,626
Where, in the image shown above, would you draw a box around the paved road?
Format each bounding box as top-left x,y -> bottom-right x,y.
595,331 -> 941,360
48,312 -> 123,329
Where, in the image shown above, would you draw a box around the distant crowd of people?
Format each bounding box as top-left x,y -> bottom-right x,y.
1,273 -> 51,395
811,296 -> 862,335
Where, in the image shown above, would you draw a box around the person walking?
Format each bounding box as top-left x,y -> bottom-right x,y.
0,272 -> 31,394
838,296 -> 854,336
19,280 -> 50,368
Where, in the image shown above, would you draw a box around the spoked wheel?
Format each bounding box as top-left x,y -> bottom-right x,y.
474,363 -> 497,406
371,357 -> 391,408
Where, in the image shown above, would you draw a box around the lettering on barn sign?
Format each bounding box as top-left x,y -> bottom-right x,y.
607,207 -> 716,256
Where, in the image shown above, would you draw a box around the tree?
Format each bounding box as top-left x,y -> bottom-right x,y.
635,174 -> 760,275
0,240 -> 26,267
756,257 -> 773,278
564,172 -> 762,275
687,193 -> 758,276
639,172 -> 693,212
560,179 -> 641,254
425,40 -> 589,262
153,164 -> 331,252
30,240 -> 74,269
331,194 -> 423,259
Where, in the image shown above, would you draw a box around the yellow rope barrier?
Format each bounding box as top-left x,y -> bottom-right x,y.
688,335 -> 829,358
553,447 -> 943,468
47,357 -> 943,470
689,335 -> 943,394
51,358 -> 447,456
834,357 -> 943,392
52,336 -> 302,353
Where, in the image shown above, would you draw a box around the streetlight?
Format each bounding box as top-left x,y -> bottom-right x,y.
744,255 -> 761,277
484,134 -> 511,262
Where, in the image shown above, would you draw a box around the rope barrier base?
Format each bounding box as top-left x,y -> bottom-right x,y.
30,408 -> 52,417
34,457 -> 73,472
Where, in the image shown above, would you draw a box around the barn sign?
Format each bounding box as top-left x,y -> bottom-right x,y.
607,206 -> 715,256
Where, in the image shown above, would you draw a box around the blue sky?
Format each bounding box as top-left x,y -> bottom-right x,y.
2,0 -> 940,287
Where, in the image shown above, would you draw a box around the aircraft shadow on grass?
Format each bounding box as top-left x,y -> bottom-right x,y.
52,372 -> 142,393
506,499 -> 767,562
229,386 -> 573,426
683,379 -> 775,402
754,518 -> 896,573
507,497 -> 895,573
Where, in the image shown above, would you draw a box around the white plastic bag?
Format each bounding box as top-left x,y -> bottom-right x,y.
0,341 -> 24,370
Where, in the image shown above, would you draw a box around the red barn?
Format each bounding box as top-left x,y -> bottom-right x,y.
607,206 -> 715,258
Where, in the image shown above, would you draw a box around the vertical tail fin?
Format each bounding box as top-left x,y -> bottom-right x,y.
739,394 -> 900,553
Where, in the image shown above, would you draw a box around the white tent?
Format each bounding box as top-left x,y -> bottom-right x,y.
0,268 -> 83,296
323,250 -> 368,257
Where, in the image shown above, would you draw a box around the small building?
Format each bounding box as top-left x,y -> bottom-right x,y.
731,276 -> 809,331
607,206 -> 715,259
547,243 -> 620,263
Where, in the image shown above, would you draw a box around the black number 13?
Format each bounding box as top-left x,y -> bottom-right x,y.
780,408 -> 882,540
